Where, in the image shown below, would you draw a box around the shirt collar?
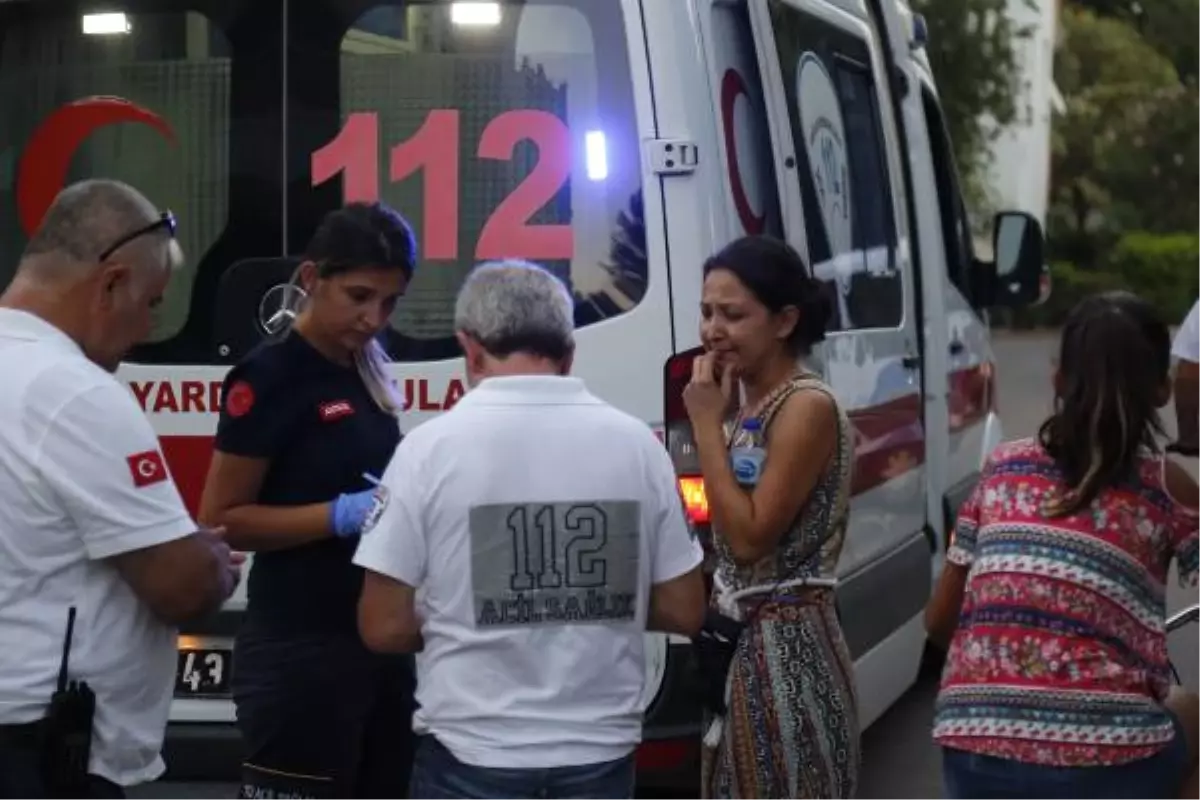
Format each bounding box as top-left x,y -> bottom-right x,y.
459,375 -> 600,407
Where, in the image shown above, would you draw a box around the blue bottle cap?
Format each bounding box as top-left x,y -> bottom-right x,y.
741,418 -> 762,432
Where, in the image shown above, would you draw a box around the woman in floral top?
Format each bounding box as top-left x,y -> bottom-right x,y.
926,291 -> 1198,799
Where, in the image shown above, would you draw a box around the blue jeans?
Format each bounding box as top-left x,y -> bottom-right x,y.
942,712 -> 1189,799
408,735 -> 636,799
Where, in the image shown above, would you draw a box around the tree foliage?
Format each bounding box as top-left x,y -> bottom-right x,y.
916,0 -> 1198,327
911,0 -> 1032,210
1046,6 -> 1176,263
1069,0 -> 1198,83
1017,1 -> 1200,327
1047,6 -> 1198,268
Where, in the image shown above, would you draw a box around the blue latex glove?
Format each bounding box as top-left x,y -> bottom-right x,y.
330,489 -> 378,538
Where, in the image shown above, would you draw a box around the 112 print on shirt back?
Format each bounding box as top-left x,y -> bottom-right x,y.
470,501 -> 641,628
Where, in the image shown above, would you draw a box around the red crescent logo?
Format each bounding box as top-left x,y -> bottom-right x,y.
225,381 -> 255,418
720,69 -> 766,236
15,96 -> 177,237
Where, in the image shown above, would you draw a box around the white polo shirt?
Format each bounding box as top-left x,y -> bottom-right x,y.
0,309 -> 195,786
1173,300 -> 1199,364
354,375 -> 702,769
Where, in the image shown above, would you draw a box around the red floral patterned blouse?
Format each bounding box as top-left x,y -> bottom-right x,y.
933,438 -> 1199,767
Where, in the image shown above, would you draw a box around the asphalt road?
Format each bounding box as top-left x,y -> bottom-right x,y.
136,330 -> 1199,799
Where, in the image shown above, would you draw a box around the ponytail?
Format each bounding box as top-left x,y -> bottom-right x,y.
354,337 -> 404,415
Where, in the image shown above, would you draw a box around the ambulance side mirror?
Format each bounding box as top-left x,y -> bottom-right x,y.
977,211 -> 1045,309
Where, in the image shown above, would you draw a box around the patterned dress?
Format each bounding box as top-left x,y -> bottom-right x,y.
701,373 -> 861,799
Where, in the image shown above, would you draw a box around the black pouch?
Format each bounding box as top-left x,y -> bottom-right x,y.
691,609 -> 747,716
38,607 -> 94,799
39,682 -> 95,798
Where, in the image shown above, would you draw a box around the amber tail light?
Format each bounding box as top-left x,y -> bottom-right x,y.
664,348 -> 716,595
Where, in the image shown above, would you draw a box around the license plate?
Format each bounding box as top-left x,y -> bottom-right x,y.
175,647 -> 233,698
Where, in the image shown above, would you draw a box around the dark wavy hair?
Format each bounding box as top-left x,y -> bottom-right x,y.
702,235 -> 832,355
1038,291 -> 1171,516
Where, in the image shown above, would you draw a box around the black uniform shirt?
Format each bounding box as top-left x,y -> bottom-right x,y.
214,332 -> 401,635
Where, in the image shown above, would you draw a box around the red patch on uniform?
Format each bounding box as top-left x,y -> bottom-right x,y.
319,400 -> 355,422
225,381 -> 254,418
127,450 -> 168,488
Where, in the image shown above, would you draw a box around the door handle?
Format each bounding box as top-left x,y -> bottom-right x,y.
901,355 -> 920,370
948,340 -> 965,355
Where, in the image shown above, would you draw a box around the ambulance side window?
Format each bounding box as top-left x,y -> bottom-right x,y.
708,0 -> 785,241
0,1 -> 284,367
766,0 -> 903,333
289,0 -> 645,363
0,2 -> 273,365
833,58 -> 903,330
921,87 -> 975,302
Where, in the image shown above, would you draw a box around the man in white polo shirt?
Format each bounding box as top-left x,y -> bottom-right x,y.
1171,299 -> 1198,455
355,260 -> 705,799
0,180 -> 242,798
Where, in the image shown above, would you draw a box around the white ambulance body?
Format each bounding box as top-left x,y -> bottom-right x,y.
0,0 -> 1042,788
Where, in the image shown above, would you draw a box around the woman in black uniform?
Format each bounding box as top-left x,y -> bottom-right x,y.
199,202 -> 416,799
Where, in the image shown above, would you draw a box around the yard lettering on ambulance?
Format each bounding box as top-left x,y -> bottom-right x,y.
403,377 -> 466,412
129,380 -> 224,414
129,377 -> 466,413
469,501 -> 641,628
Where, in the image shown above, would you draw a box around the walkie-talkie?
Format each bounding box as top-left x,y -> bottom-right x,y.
38,606 -> 95,798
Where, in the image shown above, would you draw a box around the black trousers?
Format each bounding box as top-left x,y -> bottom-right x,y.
0,725 -> 123,799
231,629 -> 416,799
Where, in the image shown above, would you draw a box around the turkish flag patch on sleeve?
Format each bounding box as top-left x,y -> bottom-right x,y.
127,450 -> 168,488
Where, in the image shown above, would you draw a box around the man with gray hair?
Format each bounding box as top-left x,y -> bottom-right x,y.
355,259 -> 705,798
0,179 -> 242,797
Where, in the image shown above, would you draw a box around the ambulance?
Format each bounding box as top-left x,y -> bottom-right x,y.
0,0 -> 1043,789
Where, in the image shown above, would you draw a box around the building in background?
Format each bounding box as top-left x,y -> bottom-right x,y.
982,0 -> 1063,226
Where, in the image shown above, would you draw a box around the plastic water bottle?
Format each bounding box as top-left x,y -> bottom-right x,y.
731,418 -> 767,487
